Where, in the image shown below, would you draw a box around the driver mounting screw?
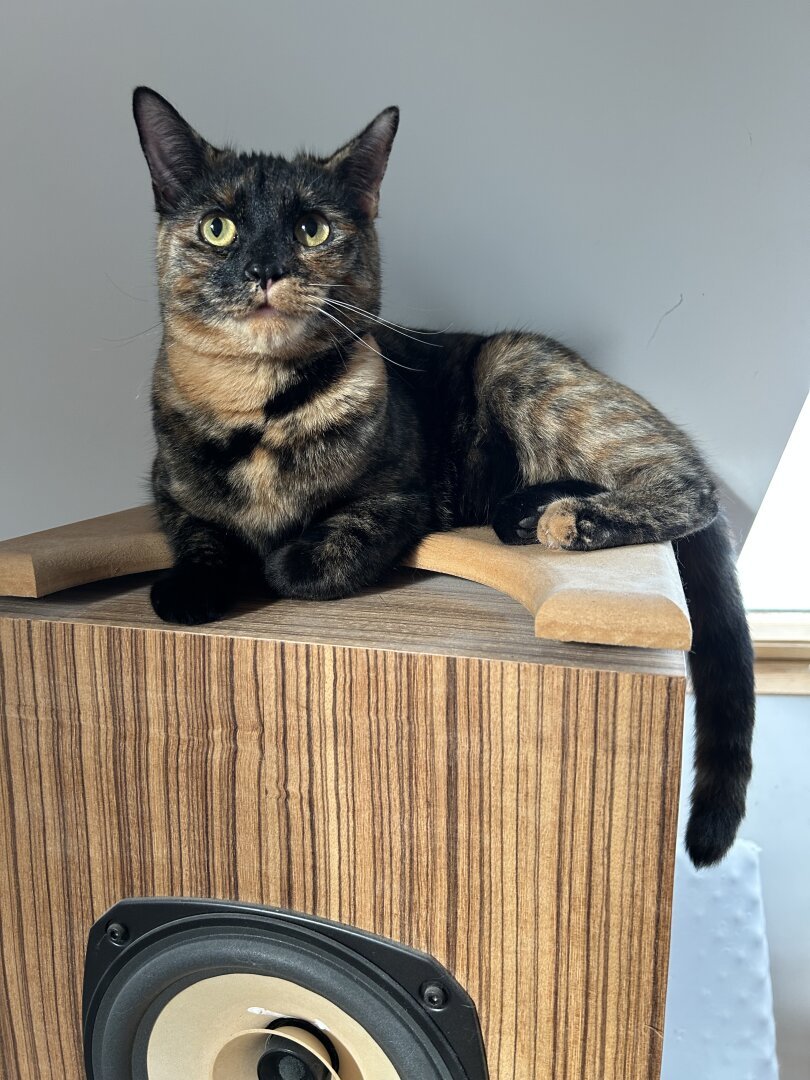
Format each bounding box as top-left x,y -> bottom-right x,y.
105,922 -> 129,946
421,981 -> 449,1009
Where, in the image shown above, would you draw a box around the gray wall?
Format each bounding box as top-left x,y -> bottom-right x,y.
1,1 -> 808,541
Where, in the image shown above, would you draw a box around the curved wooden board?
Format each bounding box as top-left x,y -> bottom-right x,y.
0,506 -> 172,598
0,507 -> 691,650
404,527 -> 692,649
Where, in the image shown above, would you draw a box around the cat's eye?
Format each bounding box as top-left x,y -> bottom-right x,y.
295,213 -> 331,248
199,214 -> 238,248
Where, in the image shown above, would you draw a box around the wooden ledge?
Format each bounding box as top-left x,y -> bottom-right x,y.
0,506 -> 170,599
0,505 -> 692,652
407,527 -> 691,649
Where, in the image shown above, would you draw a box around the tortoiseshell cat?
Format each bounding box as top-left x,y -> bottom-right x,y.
133,87 -> 754,868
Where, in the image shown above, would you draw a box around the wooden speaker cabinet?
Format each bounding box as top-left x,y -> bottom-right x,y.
0,557 -> 686,1079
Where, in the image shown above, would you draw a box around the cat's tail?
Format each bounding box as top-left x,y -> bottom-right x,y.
674,513 -> 755,867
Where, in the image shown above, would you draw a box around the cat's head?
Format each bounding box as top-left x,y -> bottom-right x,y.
133,87 -> 398,361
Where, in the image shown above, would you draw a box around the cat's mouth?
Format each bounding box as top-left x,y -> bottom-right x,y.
243,284 -> 298,323
245,303 -> 287,320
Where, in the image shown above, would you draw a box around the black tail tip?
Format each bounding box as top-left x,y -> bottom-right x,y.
685,802 -> 743,869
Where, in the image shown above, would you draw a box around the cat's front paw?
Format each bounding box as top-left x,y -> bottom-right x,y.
264,522 -> 367,600
264,526 -> 355,600
150,565 -> 235,624
265,538 -> 320,592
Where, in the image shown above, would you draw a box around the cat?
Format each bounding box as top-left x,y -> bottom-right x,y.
133,87 -> 754,869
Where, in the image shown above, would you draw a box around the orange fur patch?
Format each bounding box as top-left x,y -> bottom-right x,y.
166,340 -> 289,423
536,500 -> 579,549
165,333 -> 385,436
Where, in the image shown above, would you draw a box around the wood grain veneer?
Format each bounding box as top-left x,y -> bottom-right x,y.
0,571 -> 685,1080
0,569 -> 684,677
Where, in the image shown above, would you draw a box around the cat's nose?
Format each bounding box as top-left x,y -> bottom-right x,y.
244,262 -> 286,288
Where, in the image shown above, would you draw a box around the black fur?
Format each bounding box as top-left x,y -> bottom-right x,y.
263,348 -> 347,418
674,515 -> 755,867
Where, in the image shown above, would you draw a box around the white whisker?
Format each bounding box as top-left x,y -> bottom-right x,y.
313,307 -> 425,373
306,285 -> 450,338
321,297 -> 444,347
321,325 -> 350,371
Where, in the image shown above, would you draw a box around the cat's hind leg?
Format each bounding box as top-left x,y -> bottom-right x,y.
531,470 -> 718,551
475,331 -> 719,552
492,480 -> 606,545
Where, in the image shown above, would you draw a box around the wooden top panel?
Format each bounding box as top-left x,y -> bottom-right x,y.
0,568 -> 685,678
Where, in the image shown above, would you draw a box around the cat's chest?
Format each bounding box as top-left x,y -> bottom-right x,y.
229,443 -> 302,536
161,336 -> 387,538
228,432 -> 343,535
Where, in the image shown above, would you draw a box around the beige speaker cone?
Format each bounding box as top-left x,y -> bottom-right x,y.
146,973 -> 402,1080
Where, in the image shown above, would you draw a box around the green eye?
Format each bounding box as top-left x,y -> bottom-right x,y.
295,213 -> 331,248
200,214 -> 237,248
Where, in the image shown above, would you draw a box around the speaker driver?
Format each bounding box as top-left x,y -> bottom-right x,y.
82,899 -> 489,1080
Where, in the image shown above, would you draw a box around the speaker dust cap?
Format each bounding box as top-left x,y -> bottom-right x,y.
83,898 -> 489,1080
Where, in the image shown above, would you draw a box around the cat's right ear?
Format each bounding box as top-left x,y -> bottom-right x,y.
322,107 -> 400,220
132,87 -> 214,212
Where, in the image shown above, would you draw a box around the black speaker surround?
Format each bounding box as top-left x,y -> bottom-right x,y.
83,898 -> 489,1080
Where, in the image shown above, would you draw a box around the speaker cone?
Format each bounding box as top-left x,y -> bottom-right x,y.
83,899 -> 488,1080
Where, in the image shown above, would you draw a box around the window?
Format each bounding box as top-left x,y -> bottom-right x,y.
737,391 -> 810,694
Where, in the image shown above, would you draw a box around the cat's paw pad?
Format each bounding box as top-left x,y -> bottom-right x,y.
516,513 -> 542,540
574,516 -> 597,547
536,501 -> 577,548
536,500 -> 597,550
150,566 -> 233,625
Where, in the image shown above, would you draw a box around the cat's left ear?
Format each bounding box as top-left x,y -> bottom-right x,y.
322,107 -> 399,220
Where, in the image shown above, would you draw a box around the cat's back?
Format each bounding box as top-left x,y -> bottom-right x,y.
378,326 -> 593,437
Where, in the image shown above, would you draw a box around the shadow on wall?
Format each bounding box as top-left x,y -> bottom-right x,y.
716,478 -> 756,550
